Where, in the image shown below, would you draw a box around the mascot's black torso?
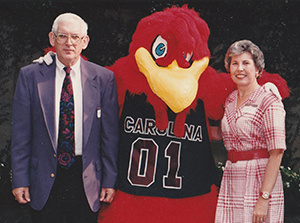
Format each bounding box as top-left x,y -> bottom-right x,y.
117,90 -> 218,198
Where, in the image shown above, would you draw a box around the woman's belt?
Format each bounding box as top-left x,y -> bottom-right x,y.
227,149 -> 269,163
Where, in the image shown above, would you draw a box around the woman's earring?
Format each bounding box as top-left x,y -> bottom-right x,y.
255,71 -> 259,78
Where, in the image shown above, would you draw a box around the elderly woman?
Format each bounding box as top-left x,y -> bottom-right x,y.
214,40 -> 286,223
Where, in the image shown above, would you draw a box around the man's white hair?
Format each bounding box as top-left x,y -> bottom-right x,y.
51,13 -> 88,35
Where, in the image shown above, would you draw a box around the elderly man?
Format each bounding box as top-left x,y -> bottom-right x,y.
11,13 -> 119,223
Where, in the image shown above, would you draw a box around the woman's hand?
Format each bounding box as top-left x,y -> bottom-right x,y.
253,149 -> 284,222
252,197 -> 269,223
210,126 -> 222,141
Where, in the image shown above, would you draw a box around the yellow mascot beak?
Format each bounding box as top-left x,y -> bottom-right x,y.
135,47 -> 209,113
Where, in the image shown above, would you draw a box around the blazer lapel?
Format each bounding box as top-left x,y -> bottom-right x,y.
81,59 -> 98,149
37,61 -> 57,152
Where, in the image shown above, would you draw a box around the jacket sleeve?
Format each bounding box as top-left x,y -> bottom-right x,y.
11,68 -> 32,189
100,71 -> 119,188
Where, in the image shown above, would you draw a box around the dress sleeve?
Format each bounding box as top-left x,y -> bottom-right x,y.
263,99 -> 286,151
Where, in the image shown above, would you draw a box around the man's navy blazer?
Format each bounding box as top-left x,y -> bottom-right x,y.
11,57 -> 119,212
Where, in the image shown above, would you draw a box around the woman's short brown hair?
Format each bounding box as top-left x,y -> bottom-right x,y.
224,40 -> 265,78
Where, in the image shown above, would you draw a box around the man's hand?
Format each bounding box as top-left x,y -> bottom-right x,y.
12,187 -> 31,204
33,51 -> 55,65
100,188 -> 116,204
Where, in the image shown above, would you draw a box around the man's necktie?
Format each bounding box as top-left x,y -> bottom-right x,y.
57,67 -> 75,169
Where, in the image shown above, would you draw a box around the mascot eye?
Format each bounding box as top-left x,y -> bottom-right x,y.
152,35 -> 168,59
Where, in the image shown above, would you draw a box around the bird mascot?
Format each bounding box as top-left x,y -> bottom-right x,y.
36,5 -> 289,223
98,6 -> 229,223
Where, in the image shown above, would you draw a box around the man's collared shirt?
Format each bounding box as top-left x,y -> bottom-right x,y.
55,57 -> 83,155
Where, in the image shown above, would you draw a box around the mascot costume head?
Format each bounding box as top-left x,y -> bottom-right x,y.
111,6 -> 235,138
39,5 -> 289,223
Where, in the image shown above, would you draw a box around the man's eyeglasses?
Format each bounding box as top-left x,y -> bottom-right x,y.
54,33 -> 84,44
